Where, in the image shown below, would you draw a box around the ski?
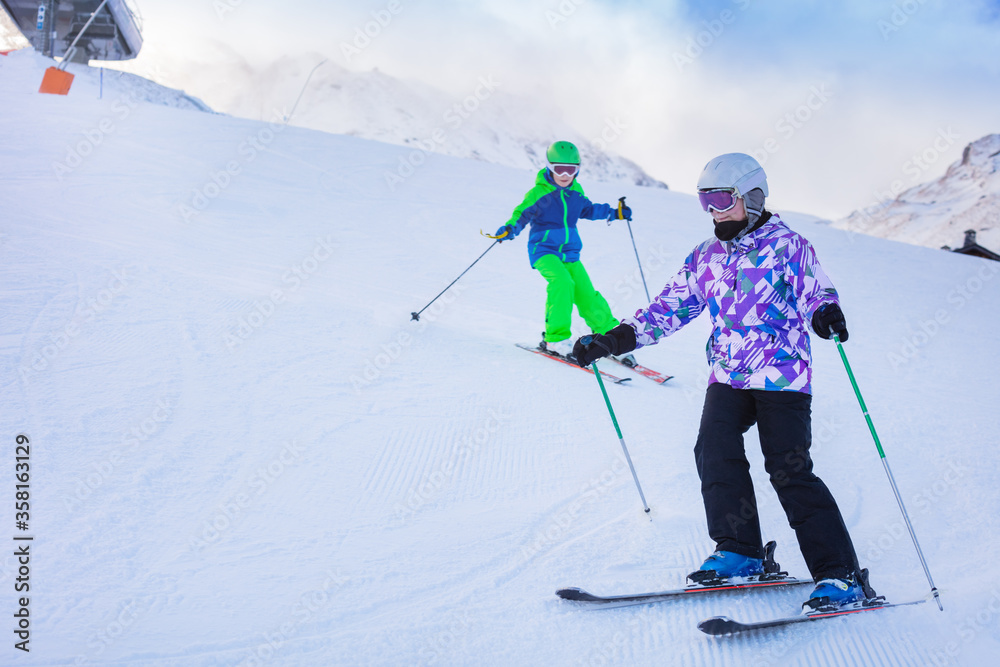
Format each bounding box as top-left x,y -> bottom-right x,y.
516,344 -> 631,384
698,597 -> 929,636
556,576 -> 812,609
607,354 -> 673,384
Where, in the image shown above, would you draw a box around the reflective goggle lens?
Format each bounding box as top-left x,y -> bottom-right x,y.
549,163 -> 579,177
698,188 -> 738,212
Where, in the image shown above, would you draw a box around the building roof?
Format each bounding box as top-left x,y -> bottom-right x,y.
949,229 -> 1000,261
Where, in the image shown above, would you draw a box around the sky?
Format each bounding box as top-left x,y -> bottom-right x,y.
4,0 -> 1000,221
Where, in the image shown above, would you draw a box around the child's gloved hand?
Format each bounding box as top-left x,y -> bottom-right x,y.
573,324 -> 637,367
494,224 -> 516,242
811,303 -> 849,342
608,198 -> 632,221
573,334 -> 616,367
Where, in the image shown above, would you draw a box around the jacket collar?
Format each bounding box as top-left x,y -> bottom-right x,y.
728,211 -> 776,254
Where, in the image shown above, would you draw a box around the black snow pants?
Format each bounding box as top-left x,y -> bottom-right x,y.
694,382 -> 861,581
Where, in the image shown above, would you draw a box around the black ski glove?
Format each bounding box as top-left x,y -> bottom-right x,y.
573,323 -> 637,367
812,303 -> 849,342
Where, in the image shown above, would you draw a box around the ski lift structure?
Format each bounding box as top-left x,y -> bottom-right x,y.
0,0 -> 142,63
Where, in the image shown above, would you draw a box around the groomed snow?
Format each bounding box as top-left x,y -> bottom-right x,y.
3,51 -> 1000,666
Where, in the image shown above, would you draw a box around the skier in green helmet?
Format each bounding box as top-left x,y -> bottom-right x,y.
493,140 -> 632,359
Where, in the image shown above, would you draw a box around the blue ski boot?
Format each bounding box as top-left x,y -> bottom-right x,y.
687,549 -> 764,586
802,569 -> 873,612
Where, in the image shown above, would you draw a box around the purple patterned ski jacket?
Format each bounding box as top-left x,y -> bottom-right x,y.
623,214 -> 838,394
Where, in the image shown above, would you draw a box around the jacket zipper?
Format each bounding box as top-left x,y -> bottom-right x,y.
558,190 -> 569,255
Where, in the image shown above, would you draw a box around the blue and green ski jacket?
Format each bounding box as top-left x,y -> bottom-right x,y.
501,169 -> 614,268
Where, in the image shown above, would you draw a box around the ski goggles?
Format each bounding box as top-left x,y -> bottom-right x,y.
548,162 -> 580,178
698,188 -> 740,212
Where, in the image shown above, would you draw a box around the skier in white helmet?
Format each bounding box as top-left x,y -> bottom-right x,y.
574,153 -> 873,612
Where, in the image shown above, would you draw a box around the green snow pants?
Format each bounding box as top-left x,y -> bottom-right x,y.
534,254 -> 619,343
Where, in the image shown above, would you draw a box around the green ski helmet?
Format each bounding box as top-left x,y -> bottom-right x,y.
546,141 -> 581,165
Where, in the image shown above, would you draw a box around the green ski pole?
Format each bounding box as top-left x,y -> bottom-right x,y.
588,350 -> 650,515
834,333 -> 942,610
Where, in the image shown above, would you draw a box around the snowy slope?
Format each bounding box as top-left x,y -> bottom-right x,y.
184,54 -> 666,189
836,133 -> 1000,252
1,49 -> 212,112
3,50 -> 1000,667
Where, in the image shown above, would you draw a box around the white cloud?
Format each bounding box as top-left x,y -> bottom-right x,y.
14,0 -> 998,219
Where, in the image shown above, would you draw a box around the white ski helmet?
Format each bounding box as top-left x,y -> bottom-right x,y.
696,153 -> 768,198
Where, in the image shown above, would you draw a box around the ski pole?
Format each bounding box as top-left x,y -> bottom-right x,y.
833,333 -> 942,610
618,197 -> 651,303
411,240 -> 499,321
584,341 -> 650,515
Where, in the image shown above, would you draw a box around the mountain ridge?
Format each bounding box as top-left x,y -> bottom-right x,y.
186,53 -> 669,189
835,133 -> 1000,252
